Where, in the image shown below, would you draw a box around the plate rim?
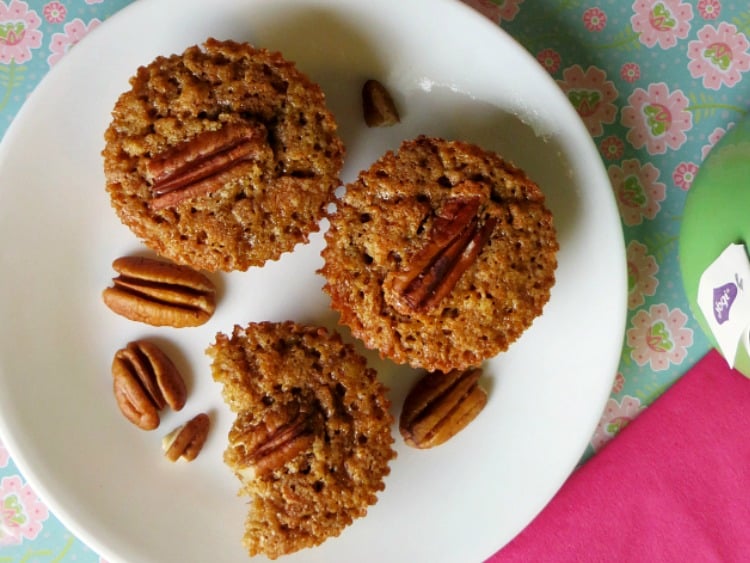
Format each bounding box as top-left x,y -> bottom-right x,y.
0,0 -> 627,561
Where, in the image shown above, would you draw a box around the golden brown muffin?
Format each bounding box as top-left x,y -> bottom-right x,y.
320,136 -> 558,372
207,321 -> 395,559
103,38 -> 345,272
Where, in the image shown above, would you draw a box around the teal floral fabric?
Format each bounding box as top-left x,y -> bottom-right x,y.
1,0 -> 748,560
491,0 -> 744,453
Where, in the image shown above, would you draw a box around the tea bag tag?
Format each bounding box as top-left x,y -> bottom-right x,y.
697,243 -> 750,367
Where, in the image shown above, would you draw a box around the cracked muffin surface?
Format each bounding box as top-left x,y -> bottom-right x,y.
207,321 -> 395,560
102,38 -> 344,272
320,136 -> 559,372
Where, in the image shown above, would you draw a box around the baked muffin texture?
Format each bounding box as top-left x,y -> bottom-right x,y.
102,38 -> 345,272
207,321 -> 395,559
320,136 -> 558,372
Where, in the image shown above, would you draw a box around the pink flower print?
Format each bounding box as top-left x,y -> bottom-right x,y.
591,396 -> 644,452
672,161 -> 699,190
536,48 -> 561,75
627,304 -> 694,371
612,372 -> 626,394
460,0 -> 523,22
461,0 -> 500,21
47,17 -> 100,66
621,83 -> 692,154
0,0 -> 43,64
697,0 -> 721,20
627,240 -> 659,309
42,1 -> 65,23
701,125 -> 729,159
557,65 -> 618,137
583,7 -> 607,32
0,476 -> 48,546
609,159 -> 666,226
496,0 -> 524,22
600,135 -> 624,160
688,23 -> 750,90
631,0 -> 693,49
620,62 -> 641,83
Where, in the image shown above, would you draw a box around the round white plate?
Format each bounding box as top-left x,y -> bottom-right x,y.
0,0 -> 626,561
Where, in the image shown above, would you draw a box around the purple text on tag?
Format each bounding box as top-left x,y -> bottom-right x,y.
713,282 -> 738,325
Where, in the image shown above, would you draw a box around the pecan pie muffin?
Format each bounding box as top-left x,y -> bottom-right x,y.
320,136 -> 559,372
207,321 -> 395,559
102,38 -> 345,272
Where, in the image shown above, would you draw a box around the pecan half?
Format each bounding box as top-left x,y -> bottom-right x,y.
230,405 -> 321,478
163,413 -> 211,462
362,79 -> 400,127
102,256 -> 216,327
146,122 -> 266,210
399,367 -> 487,449
112,340 -> 187,430
385,192 -> 497,314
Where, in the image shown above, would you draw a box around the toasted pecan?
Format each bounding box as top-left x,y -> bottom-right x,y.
102,256 -> 216,327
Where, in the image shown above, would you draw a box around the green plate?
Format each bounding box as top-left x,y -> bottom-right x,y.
680,115 -> 750,376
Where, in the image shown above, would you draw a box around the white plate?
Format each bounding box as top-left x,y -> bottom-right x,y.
0,0 -> 626,561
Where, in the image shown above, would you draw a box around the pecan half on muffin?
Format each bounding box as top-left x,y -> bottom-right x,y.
320,136 -> 559,372
102,38 -> 345,272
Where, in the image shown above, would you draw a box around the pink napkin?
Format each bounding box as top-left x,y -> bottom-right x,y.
489,349 -> 750,562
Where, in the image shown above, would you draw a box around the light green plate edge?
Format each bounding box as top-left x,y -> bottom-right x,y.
680,115 -> 750,376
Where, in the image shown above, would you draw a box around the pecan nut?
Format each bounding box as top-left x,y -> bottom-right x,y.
102,256 -> 216,327
146,122 -> 267,210
229,405 -> 322,479
385,187 -> 497,314
399,367 -> 488,449
163,413 -> 211,462
362,79 -> 400,127
112,340 -> 187,430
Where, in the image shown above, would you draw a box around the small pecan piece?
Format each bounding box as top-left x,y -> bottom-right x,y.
112,340 -> 187,430
163,413 -> 211,462
385,190 -> 497,314
231,406 -> 321,479
146,122 -> 266,210
399,367 -> 487,449
362,79 -> 400,127
102,256 -> 216,327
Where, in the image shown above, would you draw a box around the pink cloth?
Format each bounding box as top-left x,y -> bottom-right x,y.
489,349 -> 750,562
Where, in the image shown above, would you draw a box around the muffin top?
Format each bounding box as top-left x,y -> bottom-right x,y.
320,136 -> 559,372
207,321 -> 395,559
102,38 -> 344,272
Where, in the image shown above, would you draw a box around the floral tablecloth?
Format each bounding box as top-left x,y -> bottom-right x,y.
0,0 -> 745,560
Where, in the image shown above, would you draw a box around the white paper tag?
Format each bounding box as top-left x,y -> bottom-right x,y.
697,243 -> 750,367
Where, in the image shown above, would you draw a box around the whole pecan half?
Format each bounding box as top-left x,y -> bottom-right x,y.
102,256 -> 216,327
146,122 -> 267,210
112,339 -> 187,430
163,413 -> 211,462
229,404 -> 322,479
385,188 -> 497,314
399,367 -> 487,449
